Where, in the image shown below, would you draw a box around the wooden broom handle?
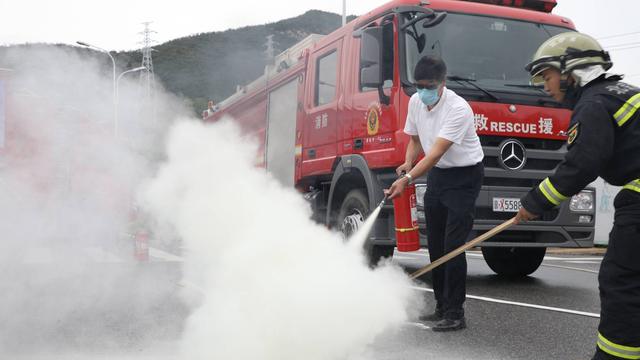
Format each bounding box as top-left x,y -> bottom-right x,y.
409,217 -> 516,280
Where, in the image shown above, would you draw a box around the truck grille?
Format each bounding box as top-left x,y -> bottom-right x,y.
480,136 -> 565,151
477,135 -> 566,221
480,135 -> 567,188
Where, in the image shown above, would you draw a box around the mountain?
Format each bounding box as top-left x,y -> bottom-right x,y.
120,10 -> 353,112
0,10 -> 354,114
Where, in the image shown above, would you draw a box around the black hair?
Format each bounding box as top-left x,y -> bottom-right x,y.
414,56 -> 447,82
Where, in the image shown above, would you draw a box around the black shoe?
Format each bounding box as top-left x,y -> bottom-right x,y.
432,318 -> 466,332
419,310 -> 444,322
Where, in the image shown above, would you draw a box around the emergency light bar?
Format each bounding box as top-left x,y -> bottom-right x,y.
458,0 -> 557,13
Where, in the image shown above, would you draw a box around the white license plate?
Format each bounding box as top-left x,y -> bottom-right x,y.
492,197 -> 522,212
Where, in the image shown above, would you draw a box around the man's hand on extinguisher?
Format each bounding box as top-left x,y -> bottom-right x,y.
384,176 -> 409,200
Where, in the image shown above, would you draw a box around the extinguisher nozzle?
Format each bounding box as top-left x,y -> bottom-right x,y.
378,196 -> 388,209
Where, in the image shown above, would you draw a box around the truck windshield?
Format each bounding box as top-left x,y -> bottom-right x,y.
404,12 -> 571,88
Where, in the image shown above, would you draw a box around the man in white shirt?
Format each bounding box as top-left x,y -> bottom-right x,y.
385,56 -> 484,332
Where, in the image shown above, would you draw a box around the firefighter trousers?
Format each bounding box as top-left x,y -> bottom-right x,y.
424,162 -> 483,320
593,189 -> 640,360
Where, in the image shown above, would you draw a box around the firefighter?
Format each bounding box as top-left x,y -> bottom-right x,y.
515,32 -> 640,359
386,56 -> 484,331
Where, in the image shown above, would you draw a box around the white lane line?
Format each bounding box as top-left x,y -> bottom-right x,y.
398,251 -> 600,274
412,250 -> 602,260
544,256 -> 602,261
406,322 -> 431,330
411,286 -> 600,318
149,247 -> 183,262
540,263 -> 599,274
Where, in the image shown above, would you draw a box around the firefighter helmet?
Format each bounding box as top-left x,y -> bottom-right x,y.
525,32 -> 612,85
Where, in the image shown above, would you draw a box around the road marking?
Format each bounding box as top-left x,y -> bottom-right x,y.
149,247 -> 183,262
540,263 -> 599,274
406,322 -> 431,330
544,256 -> 602,261
400,252 -> 602,264
411,286 -> 600,318
397,251 -> 601,275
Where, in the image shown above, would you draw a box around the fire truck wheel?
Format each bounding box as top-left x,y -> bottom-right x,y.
337,189 -> 393,266
481,246 -> 546,277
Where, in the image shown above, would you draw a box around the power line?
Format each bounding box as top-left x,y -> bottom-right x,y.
597,31 -> 640,41
607,41 -> 640,49
608,45 -> 640,52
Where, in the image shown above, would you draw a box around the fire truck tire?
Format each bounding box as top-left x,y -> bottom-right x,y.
337,189 -> 393,266
481,246 -> 546,277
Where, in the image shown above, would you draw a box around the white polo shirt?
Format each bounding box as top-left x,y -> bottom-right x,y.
404,87 -> 484,169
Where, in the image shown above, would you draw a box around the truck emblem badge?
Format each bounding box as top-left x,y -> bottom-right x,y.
498,139 -> 527,171
366,103 -> 381,135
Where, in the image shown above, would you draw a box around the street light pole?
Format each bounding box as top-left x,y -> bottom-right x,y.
342,0 -> 347,26
115,67 -> 147,138
76,41 -> 117,135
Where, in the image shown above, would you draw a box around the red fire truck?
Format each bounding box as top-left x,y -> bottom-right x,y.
206,0 -> 596,276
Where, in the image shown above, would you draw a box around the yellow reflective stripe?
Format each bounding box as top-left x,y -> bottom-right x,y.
623,179 -> 640,193
614,93 -> 640,127
538,178 -> 568,206
597,332 -> 640,359
395,227 -> 419,233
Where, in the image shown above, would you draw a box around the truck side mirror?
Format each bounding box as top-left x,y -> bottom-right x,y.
359,26 -> 390,105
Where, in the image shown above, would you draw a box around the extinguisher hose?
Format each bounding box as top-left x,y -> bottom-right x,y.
377,195 -> 388,209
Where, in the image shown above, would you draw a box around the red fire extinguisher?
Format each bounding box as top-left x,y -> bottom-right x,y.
134,230 -> 149,262
392,181 -> 420,252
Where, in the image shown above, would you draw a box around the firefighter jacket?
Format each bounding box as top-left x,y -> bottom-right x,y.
521,77 -> 640,215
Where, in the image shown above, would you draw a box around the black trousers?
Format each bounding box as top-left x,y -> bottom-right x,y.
424,162 -> 483,320
592,190 -> 640,360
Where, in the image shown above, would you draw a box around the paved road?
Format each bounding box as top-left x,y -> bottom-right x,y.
359,250 -> 602,360
4,248 -> 603,360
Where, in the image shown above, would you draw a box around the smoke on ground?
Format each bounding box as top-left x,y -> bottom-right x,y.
141,118 -> 422,360
0,44 -> 423,359
0,45 -> 189,355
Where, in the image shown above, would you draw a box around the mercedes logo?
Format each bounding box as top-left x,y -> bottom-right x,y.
498,139 -> 527,171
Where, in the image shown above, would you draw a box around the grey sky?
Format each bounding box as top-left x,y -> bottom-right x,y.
1,0 -> 638,83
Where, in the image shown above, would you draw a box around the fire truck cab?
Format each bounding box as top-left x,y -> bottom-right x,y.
208,0 -> 596,277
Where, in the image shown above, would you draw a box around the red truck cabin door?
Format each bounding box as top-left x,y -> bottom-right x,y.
348,16 -> 399,166
301,40 -> 343,176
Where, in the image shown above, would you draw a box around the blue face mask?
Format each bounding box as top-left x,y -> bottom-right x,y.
417,87 -> 440,106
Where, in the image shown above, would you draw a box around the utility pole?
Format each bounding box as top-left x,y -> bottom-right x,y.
265,35 -> 275,62
264,35 -> 276,75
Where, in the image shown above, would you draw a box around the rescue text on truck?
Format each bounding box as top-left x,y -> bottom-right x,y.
206,0 -> 595,276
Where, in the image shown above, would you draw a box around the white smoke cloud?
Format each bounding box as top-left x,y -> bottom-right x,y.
0,44 -> 423,359
142,118 -> 422,360
0,45 -> 189,355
